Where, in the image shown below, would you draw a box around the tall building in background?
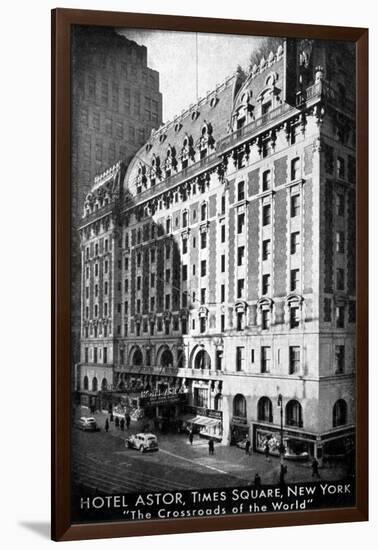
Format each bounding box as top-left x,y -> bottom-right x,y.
71,26 -> 163,366
77,39 -> 355,464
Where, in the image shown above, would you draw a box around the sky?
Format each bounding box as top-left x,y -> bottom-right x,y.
118,29 -> 262,122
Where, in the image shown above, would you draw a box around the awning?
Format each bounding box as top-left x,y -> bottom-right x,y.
180,414 -> 220,427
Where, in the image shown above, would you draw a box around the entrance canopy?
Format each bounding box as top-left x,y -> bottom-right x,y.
180,414 -> 220,427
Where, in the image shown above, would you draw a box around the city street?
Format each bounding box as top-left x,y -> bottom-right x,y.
72,409 -> 349,495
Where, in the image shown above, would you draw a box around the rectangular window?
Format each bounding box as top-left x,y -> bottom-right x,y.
103,347 -> 108,364
182,318 -> 188,335
221,195 -> 226,214
221,254 -> 225,272
290,269 -> 300,292
262,170 -> 271,191
336,305 -> 345,328
165,268 -> 171,283
150,273 -> 155,288
290,306 -> 300,328
336,231 -> 345,253
201,232 -> 207,249
262,239 -> 271,261
237,246 -> 245,266
336,193 -> 345,216
262,309 -> 270,330
335,345 -> 345,373
200,317 -> 206,334
289,346 -> 300,374
221,314 -> 225,332
290,231 -> 300,254
237,279 -> 245,299
136,299 -> 141,313
261,346 -> 271,373
237,181 -> 245,201
182,265 -> 188,281
337,157 -> 345,179
192,264 -> 196,275
262,204 -> 271,226
262,274 -> 270,295
336,268 -> 345,291
291,157 -> 300,181
236,312 -> 244,331
182,292 -> 188,308
236,346 -> 245,371
165,294 -> 170,310
237,213 -> 245,233
137,276 -> 141,291
84,347 -> 88,363
291,194 -> 300,217
93,348 -> 98,363
221,224 -> 226,243
251,349 -> 255,363
200,288 -> 206,305
201,260 -> 207,277
182,237 -> 188,254
166,244 -> 171,259
220,284 -> 225,303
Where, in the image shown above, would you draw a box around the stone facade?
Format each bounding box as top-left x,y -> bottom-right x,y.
77,39 -> 356,463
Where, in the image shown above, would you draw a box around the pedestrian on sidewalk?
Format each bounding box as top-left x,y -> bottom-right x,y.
115,416 -> 120,429
245,437 -> 251,455
120,418 -> 125,431
105,418 -> 109,433
311,458 -> 320,478
208,439 -> 215,455
254,473 -> 261,488
279,463 -> 287,487
189,431 -> 194,445
264,441 -> 271,463
125,413 -> 131,429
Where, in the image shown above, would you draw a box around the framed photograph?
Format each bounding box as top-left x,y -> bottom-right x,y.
52,8 -> 368,542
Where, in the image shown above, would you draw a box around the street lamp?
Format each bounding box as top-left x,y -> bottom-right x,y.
277,394 -> 285,465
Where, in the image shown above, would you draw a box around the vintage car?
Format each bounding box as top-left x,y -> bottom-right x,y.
76,416 -> 98,432
126,433 -> 159,453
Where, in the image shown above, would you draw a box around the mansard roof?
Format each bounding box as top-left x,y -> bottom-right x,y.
123,74 -> 237,194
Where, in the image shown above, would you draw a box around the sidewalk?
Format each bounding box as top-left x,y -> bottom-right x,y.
78,407 -> 349,485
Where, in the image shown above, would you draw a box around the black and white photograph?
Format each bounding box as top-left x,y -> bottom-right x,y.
70,25 -> 357,524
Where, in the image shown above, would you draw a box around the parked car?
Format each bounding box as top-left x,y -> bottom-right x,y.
126,433 -> 158,453
76,416 -> 98,431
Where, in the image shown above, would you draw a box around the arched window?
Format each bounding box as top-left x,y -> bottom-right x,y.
233,394 -> 247,418
92,377 -> 98,392
333,399 -> 347,427
83,376 -> 88,391
257,397 -> 273,422
160,348 -> 174,367
177,348 -> 185,369
194,349 -> 211,370
285,400 -> 303,427
131,347 -> 143,366
101,378 -> 108,391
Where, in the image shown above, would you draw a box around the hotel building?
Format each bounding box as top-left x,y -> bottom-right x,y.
77,39 -> 356,462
